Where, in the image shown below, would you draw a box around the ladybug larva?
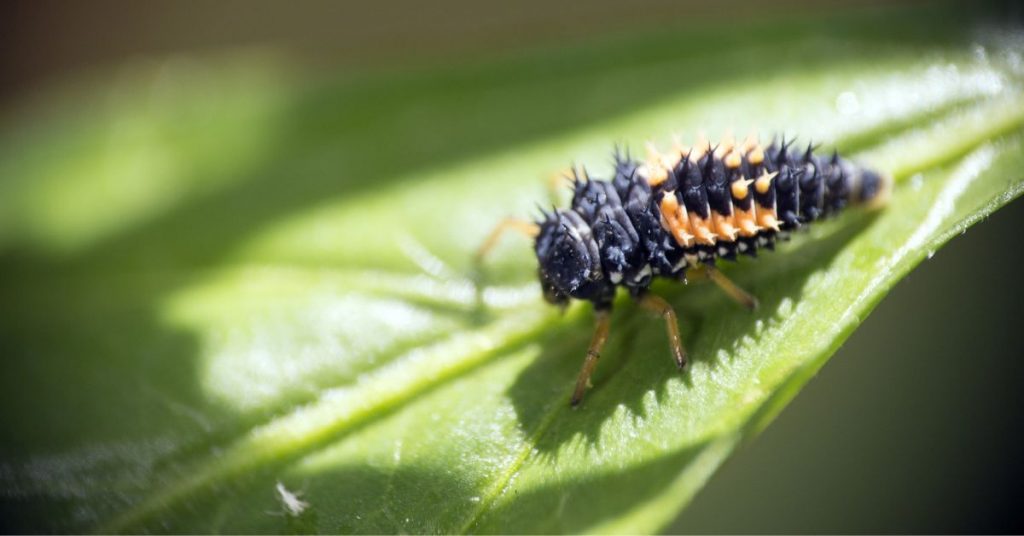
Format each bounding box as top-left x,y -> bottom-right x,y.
477,135 -> 890,406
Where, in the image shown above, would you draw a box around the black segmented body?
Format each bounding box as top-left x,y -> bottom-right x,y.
534,138 -> 888,310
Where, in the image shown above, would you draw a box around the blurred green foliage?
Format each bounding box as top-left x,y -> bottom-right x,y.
1,4 -> 1022,533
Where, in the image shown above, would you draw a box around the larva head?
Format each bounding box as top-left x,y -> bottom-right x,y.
534,210 -> 601,305
537,268 -> 569,307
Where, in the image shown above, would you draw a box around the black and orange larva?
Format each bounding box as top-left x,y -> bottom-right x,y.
478,135 -> 890,406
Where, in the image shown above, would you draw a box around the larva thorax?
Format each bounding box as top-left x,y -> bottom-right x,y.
534,136 -> 890,310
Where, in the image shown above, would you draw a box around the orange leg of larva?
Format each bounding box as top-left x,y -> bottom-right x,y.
474,217 -> 539,263
571,309 -> 611,407
704,265 -> 759,311
636,293 -> 688,371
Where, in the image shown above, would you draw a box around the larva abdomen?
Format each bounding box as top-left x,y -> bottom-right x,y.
534,136 -> 890,309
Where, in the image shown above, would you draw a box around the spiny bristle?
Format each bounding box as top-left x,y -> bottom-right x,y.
803,142 -> 816,162
612,144 -> 629,161
533,133 -> 886,308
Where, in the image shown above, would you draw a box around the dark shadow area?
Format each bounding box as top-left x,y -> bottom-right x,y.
471,442 -> 711,533
3,1 -> 982,107
152,441 -> 712,534
0,268 -> 505,533
213,463 -> 486,534
0,280 -> 209,533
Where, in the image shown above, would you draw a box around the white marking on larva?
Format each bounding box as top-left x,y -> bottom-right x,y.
633,264 -> 652,282
758,236 -> 769,246
672,257 -> 688,272
565,222 -> 586,242
738,241 -> 748,252
610,271 -> 623,284
275,481 -> 309,517
718,246 -> 729,256
685,253 -> 699,264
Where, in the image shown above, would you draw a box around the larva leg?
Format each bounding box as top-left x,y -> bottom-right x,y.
474,217 -> 539,263
636,293 -> 688,371
705,264 -> 759,310
478,166 -> 568,264
571,308 -> 612,407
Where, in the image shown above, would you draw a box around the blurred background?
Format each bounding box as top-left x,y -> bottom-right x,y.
2,0 -> 1022,532
0,0 -> 947,104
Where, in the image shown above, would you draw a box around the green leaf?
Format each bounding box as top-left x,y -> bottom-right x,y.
1,6 -> 1023,533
